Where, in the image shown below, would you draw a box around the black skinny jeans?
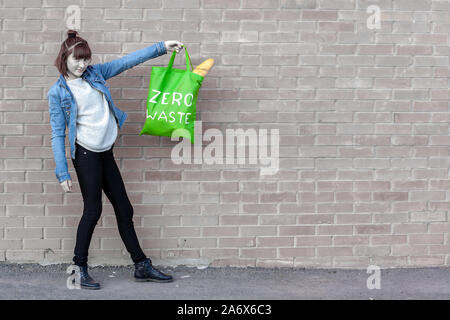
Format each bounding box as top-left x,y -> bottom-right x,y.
71,142 -> 148,267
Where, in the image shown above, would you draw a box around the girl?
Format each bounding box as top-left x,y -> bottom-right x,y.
48,29 -> 183,289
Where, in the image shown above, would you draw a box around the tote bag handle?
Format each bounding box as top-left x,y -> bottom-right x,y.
167,45 -> 193,72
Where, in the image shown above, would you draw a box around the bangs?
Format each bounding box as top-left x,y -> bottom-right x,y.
72,42 -> 91,60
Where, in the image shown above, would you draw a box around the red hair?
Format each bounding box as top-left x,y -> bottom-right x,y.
54,30 -> 92,77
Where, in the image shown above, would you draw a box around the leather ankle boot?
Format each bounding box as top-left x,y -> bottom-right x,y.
77,265 -> 101,290
134,258 -> 173,283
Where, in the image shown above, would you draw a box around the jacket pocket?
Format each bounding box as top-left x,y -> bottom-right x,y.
94,76 -> 105,83
94,76 -> 110,89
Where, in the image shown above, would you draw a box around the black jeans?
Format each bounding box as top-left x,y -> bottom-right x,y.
71,142 -> 148,267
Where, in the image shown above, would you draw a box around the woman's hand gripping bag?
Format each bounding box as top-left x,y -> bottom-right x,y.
139,46 -> 204,144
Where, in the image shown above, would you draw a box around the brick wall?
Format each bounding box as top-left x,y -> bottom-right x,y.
0,0 -> 449,269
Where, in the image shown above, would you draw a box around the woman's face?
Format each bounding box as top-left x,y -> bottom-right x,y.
66,53 -> 91,79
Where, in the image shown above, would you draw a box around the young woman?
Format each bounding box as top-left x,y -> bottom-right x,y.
48,29 -> 183,290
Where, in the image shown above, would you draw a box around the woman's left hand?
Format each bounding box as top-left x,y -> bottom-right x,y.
164,40 -> 184,53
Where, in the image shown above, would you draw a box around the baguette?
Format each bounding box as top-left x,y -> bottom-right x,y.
192,58 -> 215,77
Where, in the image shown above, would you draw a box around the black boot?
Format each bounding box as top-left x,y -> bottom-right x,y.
134,258 -> 173,283
76,265 -> 101,290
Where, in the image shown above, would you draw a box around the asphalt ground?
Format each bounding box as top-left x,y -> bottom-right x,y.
0,262 -> 448,300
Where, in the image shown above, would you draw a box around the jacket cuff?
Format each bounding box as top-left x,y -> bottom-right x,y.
57,172 -> 71,183
157,41 -> 167,55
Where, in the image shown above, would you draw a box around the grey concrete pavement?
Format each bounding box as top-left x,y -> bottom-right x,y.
0,262 -> 448,300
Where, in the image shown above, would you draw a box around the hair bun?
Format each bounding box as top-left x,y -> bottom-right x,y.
67,30 -> 78,39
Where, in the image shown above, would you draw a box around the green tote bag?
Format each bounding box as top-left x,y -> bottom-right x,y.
139,45 -> 204,143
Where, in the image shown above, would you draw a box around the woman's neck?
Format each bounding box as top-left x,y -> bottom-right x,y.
65,70 -> 82,81
65,75 -> 80,81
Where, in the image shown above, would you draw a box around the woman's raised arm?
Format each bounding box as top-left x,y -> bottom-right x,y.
93,41 -> 167,80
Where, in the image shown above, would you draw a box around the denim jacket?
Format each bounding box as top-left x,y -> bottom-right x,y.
47,41 -> 167,183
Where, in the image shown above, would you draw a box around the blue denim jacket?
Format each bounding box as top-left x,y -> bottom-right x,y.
48,41 -> 167,183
